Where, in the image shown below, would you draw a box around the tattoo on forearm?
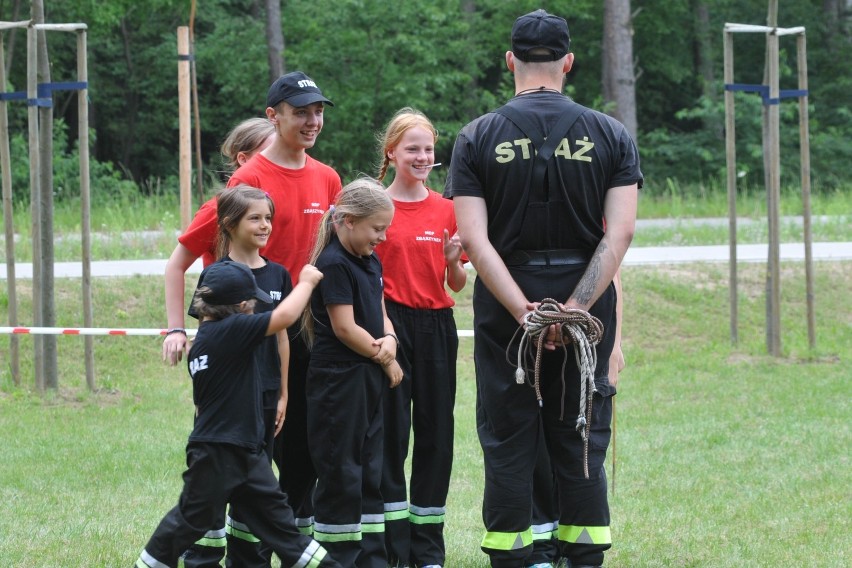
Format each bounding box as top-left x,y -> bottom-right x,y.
572,244 -> 606,306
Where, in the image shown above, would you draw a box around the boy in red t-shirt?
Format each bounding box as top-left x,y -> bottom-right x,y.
162,72 -> 341,567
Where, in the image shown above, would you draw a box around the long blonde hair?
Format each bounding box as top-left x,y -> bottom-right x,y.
302,177 -> 393,345
376,107 -> 438,182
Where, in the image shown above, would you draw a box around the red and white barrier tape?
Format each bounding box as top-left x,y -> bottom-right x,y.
0,326 -> 474,337
0,326 -> 473,337
0,326 -> 198,337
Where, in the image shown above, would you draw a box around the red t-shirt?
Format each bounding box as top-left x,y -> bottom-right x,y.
375,190 -> 460,310
179,153 -> 342,276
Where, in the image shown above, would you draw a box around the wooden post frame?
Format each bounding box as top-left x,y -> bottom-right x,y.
1,20 -> 92,388
722,20 -> 814,354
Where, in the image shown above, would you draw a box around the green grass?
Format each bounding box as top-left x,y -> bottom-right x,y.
1,259 -> 850,566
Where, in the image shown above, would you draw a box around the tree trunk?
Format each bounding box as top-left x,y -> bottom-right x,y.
3,0 -> 22,78
119,17 -> 138,172
461,0 -> 479,120
602,0 -> 638,137
266,0 -> 285,82
693,0 -> 721,137
32,0 -> 58,389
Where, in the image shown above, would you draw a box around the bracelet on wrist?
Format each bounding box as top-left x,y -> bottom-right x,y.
166,328 -> 187,336
384,332 -> 399,347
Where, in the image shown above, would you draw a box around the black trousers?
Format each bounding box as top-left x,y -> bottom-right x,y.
183,390 -> 280,568
307,359 -> 386,568
137,442 -> 339,568
472,265 -> 616,568
382,301 -> 458,568
275,333 -> 317,533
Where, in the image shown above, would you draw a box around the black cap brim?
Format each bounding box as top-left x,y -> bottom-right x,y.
253,287 -> 273,304
273,93 -> 334,108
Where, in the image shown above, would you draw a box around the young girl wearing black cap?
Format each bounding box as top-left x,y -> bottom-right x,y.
135,260 -> 341,568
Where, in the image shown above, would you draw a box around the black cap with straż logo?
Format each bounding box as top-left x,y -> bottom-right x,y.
511,9 -> 571,62
266,71 -> 335,109
198,261 -> 272,306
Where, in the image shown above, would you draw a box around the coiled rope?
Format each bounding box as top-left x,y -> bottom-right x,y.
508,298 -> 604,478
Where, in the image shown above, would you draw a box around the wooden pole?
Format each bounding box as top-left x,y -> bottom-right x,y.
36,13 -> 59,389
26,25 -> 44,390
177,27 -> 192,231
77,29 -> 95,389
723,29 -> 738,345
765,1 -> 782,356
189,0 -> 204,204
797,33 -> 815,349
0,32 -> 20,385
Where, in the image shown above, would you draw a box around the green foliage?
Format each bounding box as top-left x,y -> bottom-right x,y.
0,0 -> 848,196
4,119 -> 138,205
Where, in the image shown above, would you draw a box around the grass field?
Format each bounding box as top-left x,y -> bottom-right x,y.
1,258 -> 850,566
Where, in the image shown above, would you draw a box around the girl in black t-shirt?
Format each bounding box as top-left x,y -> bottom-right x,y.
302,178 -> 403,568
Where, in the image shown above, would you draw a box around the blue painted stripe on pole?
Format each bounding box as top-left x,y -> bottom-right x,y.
3,82 -> 88,104
0,91 -> 27,101
38,81 -> 87,95
724,83 -> 808,105
27,97 -> 53,107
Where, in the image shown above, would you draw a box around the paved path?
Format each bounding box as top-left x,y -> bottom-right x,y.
3,241 -> 852,279
3,216 -> 851,279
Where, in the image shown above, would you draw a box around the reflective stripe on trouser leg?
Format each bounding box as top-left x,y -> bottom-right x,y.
481,528 -> 534,553
183,525 -> 226,568
314,513 -> 386,567
558,524 -> 611,546
226,515 -> 261,543
225,511 -> 275,568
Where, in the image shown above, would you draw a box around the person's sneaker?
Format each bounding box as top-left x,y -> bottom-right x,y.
420,565 -> 442,568
527,564 -> 553,568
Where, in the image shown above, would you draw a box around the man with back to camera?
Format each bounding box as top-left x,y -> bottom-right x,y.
445,9 -> 642,568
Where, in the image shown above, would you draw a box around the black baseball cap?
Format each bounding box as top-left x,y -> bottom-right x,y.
511,9 -> 571,62
266,71 -> 334,109
198,261 -> 272,306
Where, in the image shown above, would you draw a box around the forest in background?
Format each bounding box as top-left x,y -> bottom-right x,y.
1,0 -> 850,202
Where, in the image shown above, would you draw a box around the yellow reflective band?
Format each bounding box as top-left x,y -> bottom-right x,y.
226,524 -> 261,543
481,528 -> 533,551
385,509 -> 410,521
305,547 -> 327,568
558,524 -> 612,545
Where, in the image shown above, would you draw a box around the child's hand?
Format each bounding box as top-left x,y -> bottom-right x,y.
299,264 -> 323,287
162,333 -> 188,366
274,393 -> 288,436
443,229 -> 463,264
371,334 -> 398,367
383,360 -> 403,388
